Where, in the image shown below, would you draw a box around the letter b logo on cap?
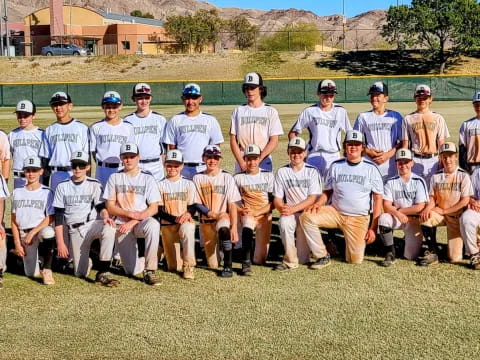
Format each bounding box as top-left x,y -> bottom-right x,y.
400,150 -> 405,156
172,152 -> 177,158
126,145 -> 131,151
29,158 -> 34,164
20,103 -> 25,109
352,133 -> 357,139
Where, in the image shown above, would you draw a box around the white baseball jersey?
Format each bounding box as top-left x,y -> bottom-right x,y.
459,117 -> 480,164
234,171 -> 274,211
53,177 -> 103,225
429,167 -> 473,214
472,168 -> 480,200
273,164 -> 322,206
383,173 -> 428,209
290,104 -> 352,153
123,111 -> 166,160
325,158 -> 383,216
354,110 -> 403,152
39,119 -> 89,167
0,130 -> 11,161
12,186 -> 54,229
8,127 -> 44,171
402,111 -> 450,154
89,119 -> 134,163
164,111 -> 224,163
158,177 -> 197,217
230,104 -> 283,150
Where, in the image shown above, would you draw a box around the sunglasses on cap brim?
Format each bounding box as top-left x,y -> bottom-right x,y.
203,149 -> 222,157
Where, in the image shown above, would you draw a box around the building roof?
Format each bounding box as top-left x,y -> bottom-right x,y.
96,9 -> 164,26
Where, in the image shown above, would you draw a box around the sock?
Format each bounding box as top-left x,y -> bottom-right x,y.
241,227 -> 254,264
39,238 -> 55,270
218,227 -> 232,269
421,226 -> 437,253
97,260 -> 110,274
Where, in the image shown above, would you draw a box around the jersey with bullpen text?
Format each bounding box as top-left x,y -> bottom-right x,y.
402,112 -> 450,154
103,170 -> 160,223
230,104 -> 283,150
12,186 -> 54,229
53,177 -> 103,225
234,170 -> 274,211
39,119 -> 89,167
89,119 -> 134,163
354,110 -> 403,152
383,173 -> 428,209
429,167 -> 473,215
290,104 -> 351,153
273,164 -> 322,206
158,177 -> 197,221
8,127 -> 44,171
164,112 -> 224,163
193,170 -> 241,218
325,158 -> 383,216
471,167 -> 480,200
459,117 -> 480,164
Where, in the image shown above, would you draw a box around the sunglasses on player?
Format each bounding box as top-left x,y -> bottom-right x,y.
182,94 -> 201,100
71,162 -> 88,170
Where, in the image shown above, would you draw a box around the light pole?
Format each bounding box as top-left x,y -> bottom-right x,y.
342,0 -> 346,50
2,0 -> 9,56
0,0 -> 3,56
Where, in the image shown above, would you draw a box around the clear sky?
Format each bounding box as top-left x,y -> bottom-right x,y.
206,0 -> 412,17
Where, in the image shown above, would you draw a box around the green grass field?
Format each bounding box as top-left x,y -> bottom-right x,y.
0,101 -> 479,359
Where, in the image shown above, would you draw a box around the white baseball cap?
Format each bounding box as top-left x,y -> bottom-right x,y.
318,79 -> 337,94
395,148 -> 413,161
288,137 -> 306,150
244,144 -> 261,157
70,150 -> 89,164
15,100 -> 36,114
414,84 -> 431,97
472,92 -> 480,103
182,83 -> 201,96
165,149 -> 183,163
102,91 -> 122,105
243,72 -> 264,86
439,142 -> 458,154
120,143 -> 139,156
50,91 -> 72,105
203,145 -> 222,157
133,83 -> 152,97
345,130 -> 364,143
23,156 -> 42,169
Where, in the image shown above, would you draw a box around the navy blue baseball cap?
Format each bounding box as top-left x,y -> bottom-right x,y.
182,83 -> 201,96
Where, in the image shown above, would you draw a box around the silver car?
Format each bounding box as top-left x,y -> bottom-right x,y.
41,43 -> 89,56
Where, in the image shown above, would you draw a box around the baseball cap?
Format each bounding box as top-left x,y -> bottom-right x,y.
165,149 -> 184,164
318,79 -> 337,94
244,144 -> 261,157
395,148 -> 413,161
243,72 -> 264,87
102,91 -> 122,105
23,156 -> 42,170
15,100 -> 36,115
288,137 -> 306,150
439,142 -> 458,154
414,84 -> 431,97
132,83 -> 152,97
345,130 -> 364,144
203,145 -> 222,158
50,91 -> 72,105
70,150 -> 89,164
182,83 -> 201,96
472,92 -> 480,103
120,143 -> 139,156
368,81 -> 388,95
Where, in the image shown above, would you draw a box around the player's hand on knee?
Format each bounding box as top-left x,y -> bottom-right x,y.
420,209 -> 431,222
103,217 -> 116,227
12,245 -> 26,258
397,213 -> 409,224
280,205 -> 293,216
57,243 -> 69,258
24,232 -> 35,245
176,212 -> 192,224
365,228 -> 376,244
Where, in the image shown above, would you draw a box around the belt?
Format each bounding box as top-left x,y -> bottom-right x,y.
184,162 -> 203,167
68,221 -> 88,229
97,160 -> 120,168
49,166 -> 72,172
413,153 -> 437,159
140,158 -> 160,164
13,171 -> 25,178
22,228 -> 34,233
468,162 -> 480,166
161,222 -> 177,226
200,219 -> 216,224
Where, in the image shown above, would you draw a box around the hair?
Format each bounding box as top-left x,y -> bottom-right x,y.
242,84 -> 267,99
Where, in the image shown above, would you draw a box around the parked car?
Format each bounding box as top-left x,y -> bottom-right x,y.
41,43 -> 89,56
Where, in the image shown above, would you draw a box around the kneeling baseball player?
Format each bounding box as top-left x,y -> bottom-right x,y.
0,172 -> 8,289
460,166 -> 480,269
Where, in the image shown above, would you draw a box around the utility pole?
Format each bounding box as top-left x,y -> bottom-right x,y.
3,0 -> 9,56
0,0 -> 3,56
342,0 -> 346,51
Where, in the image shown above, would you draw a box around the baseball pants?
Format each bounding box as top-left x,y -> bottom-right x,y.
68,220 -> 116,277
139,160 -> 164,182
95,165 -> 119,188
181,164 -> 206,181
378,213 -> 423,260
421,211 -> 463,262
306,151 -> 340,179
460,209 -> 480,256
240,213 -> 272,264
412,156 -> 438,184
365,156 -> 396,183
115,217 -> 160,275
20,226 -> 55,277
50,170 -> 72,191
13,175 -> 45,189
200,215 -> 231,269
235,155 -> 273,173
301,206 -> 370,264
161,222 -> 196,272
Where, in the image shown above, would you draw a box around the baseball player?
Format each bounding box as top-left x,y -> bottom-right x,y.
288,79 -> 352,179
164,83 -> 224,180
353,82 -> 403,182
300,130 -> 384,265
193,145 -> 241,277
418,142 -> 473,266
103,143 -> 161,285
230,72 -> 283,172
0,172 -> 10,289
273,137 -> 324,271
9,100 -> 45,189
0,126 -> 10,182
460,166 -> 480,269
11,156 -> 56,285
234,144 -> 274,275
459,92 -> 480,174
39,91 -> 89,191
157,149 -> 197,279
124,83 -> 167,182
377,148 -> 429,267
90,91 -> 134,187
54,151 -> 118,286
401,84 -> 450,184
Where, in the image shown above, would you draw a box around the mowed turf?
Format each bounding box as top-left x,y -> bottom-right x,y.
0,101 -> 479,360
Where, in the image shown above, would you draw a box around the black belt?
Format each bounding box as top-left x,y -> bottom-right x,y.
200,219 -> 216,224
22,228 -> 34,233
49,166 -> 72,172
468,162 -> 480,166
97,160 -> 120,168
184,162 -> 203,167
161,222 -> 177,226
413,153 -> 437,159
13,171 -> 25,178
68,221 -> 88,229
140,158 -> 160,164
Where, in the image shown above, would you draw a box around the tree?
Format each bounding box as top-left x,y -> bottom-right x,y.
382,0 -> 480,73
225,15 -> 258,50
258,23 -> 324,52
130,10 -> 154,19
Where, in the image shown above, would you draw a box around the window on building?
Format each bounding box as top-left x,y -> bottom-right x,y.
122,41 -> 130,50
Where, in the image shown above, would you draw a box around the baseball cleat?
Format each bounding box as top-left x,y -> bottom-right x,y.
95,272 -> 120,287
41,269 -> 55,285
143,270 -> 161,286
417,251 -> 439,266
241,262 -> 253,276
220,267 -> 233,278
274,263 -> 292,272
380,252 -> 396,267
470,253 -> 480,270
183,266 -> 195,280
310,255 -> 331,270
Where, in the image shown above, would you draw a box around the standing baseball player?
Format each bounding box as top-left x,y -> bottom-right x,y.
288,79 -> 352,179
124,83 -> 167,182
54,151 -> 118,286
300,130 -> 384,264
459,92 -> 480,174
11,156 -> 56,285
39,91 -> 89,190
164,83 -> 224,180
234,144 -> 274,275
377,148 -> 429,267
230,72 -> 283,172
418,142 -> 473,266
193,145 -> 241,277
0,125 -> 10,182
9,100 -> 45,189
0,171 -> 10,289
354,82 -> 403,182
401,84 -> 450,184
103,143 -> 161,285
157,149 -> 197,279
460,166 -> 480,269
90,91 -> 134,187
273,137 -> 324,271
